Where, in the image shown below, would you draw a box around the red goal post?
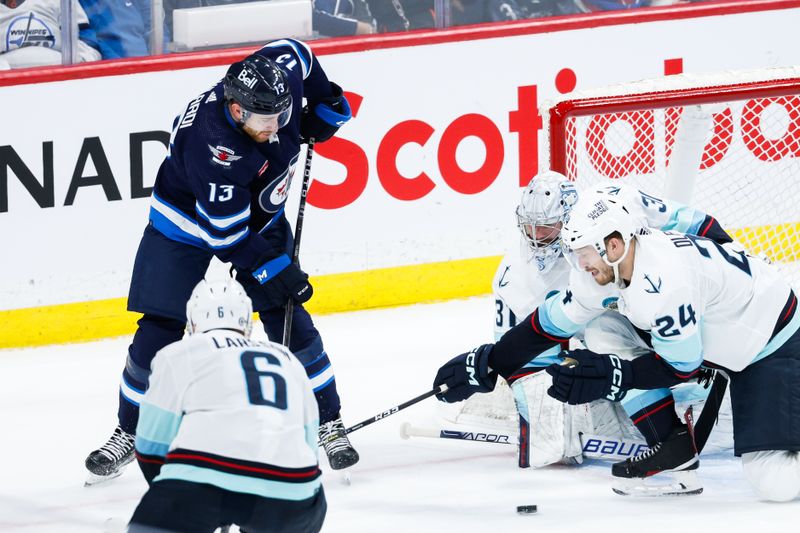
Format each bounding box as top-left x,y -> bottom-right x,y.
543,66 -> 800,289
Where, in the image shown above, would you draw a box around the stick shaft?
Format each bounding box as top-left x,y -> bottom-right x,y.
282,139 -> 315,346
345,385 -> 446,434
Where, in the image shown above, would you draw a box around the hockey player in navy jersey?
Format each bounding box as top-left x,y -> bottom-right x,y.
435,189 -> 800,500
128,278 -> 326,533
85,38 -> 359,484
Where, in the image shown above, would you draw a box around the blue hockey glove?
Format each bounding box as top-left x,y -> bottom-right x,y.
433,344 -> 498,403
251,254 -> 313,307
545,349 -> 632,405
300,82 -> 352,143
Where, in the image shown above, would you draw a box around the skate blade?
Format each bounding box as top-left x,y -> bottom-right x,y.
84,469 -> 124,487
612,470 -> 703,497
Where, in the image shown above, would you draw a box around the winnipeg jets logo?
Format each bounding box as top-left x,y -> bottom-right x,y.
644,274 -> 662,294
208,145 -> 242,167
258,154 -> 299,213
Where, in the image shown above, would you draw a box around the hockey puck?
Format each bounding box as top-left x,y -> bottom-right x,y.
516,505 -> 537,514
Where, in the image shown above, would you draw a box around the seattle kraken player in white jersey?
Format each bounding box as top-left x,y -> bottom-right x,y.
128,278 -> 326,532
483,172 -> 733,467
439,189 -> 800,500
86,39 -> 358,484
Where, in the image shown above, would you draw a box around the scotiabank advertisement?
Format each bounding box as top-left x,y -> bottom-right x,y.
2,3 -> 800,311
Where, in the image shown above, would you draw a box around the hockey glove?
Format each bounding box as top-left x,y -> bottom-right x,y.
300,82 -> 352,143
545,349 -> 632,405
433,344 -> 498,403
251,254 -> 313,307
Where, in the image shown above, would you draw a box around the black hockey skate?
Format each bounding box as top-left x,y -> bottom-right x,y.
611,424 -> 702,497
319,416 -> 359,470
85,425 -> 136,486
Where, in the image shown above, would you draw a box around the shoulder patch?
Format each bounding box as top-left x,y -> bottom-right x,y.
208,145 -> 242,167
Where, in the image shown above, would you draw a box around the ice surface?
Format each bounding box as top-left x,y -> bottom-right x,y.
1,297 -> 797,532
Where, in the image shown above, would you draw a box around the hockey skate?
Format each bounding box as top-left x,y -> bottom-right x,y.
84,425 -> 136,486
319,416 -> 359,470
611,424 -> 702,497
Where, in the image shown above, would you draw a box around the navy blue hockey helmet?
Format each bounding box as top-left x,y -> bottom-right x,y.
224,54 -> 293,126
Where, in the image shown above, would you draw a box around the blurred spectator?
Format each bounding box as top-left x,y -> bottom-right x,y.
365,0 -> 410,32
452,0 -> 524,24
313,0 -> 376,37
517,0 -> 688,17
78,0 -> 150,59
0,0 -> 101,69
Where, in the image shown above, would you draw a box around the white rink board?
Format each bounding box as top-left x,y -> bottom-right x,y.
3,7 -> 800,309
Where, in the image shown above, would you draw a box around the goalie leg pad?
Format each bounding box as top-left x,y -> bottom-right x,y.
511,371 -> 578,468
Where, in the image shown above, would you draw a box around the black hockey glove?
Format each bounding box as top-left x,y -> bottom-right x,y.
433,344 -> 498,403
546,349 -> 632,405
300,82 -> 352,143
251,254 -> 313,307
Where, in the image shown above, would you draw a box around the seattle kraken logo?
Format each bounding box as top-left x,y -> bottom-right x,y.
644,274 -> 662,294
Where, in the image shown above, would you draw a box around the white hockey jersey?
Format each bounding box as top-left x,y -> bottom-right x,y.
135,332 -> 321,501
0,0 -> 100,67
540,230 -> 797,373
493,183 -> 728,340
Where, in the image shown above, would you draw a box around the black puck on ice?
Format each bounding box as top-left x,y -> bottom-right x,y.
516,505 -> 537,514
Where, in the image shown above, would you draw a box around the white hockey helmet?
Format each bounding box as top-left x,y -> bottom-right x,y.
561,189 -> 639,286
186,278 -> 253,336
516,170 -> 578,272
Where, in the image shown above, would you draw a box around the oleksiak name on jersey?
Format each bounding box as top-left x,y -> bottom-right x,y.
147,38 -> 334,272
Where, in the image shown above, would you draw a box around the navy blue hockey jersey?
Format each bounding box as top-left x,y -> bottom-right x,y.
149,39 -> 334,272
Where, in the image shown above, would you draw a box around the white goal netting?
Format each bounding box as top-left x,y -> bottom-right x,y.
544,66 -> 800,290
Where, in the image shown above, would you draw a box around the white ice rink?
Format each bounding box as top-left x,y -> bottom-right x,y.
1,296 -> 798,532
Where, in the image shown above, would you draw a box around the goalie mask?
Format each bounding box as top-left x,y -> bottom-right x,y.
561,189 -> 639,288
186,278 -> 253,336
516,171 -> 578,272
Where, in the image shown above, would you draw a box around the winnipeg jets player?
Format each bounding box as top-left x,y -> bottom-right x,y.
129,278 -> 326,532
439,190 -> 800,501
470,171 -> 733,468
85,39 -> 358,484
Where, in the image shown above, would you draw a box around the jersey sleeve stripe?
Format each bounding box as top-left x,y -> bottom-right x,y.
650,333 -> 703,373
663,206 -> 707,235
539,294 -> 582,338
136,403 -> 183,455
195,202 -> 250,230
264,39 -> 311,79
198,225 -> 250,249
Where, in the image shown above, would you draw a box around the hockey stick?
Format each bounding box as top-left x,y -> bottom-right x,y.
344,385 -> 447,435
691,368 -> 729,453
400,423 -> 517,445
282,139 -> 315,347
399,423 -> 649,461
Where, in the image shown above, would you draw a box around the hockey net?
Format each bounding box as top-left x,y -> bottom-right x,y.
440,66 -> 800,433
545,66 -> 800,290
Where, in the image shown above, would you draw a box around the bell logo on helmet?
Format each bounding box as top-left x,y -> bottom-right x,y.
237,69 -> 258,90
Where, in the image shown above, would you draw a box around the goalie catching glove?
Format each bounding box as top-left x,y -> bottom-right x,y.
546,349 -> 632,405
433,344 -> 498,403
